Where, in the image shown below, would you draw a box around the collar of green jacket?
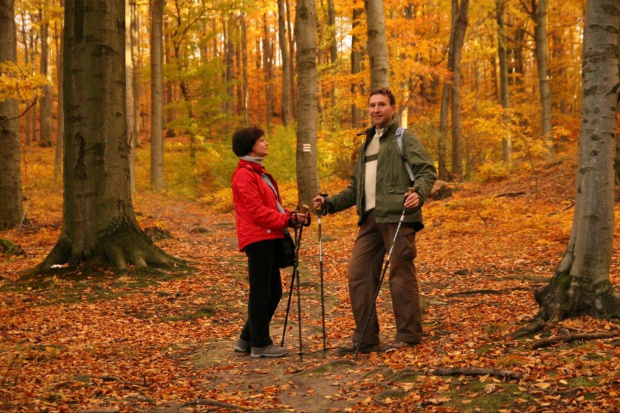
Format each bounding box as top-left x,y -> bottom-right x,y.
358,118 -> 400,147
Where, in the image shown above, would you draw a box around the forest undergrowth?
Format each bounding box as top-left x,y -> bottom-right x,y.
1,143 -> 619,412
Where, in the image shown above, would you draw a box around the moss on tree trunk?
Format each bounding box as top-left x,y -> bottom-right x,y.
535,271 -> 620,322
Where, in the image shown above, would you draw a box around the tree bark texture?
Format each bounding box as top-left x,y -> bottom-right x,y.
0,0 -> 23,229
364,0 -> 389,89
39,0 -> 174,270
450,0 -> 468,180
295,0 -> 320,207
535,0 -> 620,321
150,0 -> 165,190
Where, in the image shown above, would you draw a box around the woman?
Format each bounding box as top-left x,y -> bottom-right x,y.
231,127 -> 306,358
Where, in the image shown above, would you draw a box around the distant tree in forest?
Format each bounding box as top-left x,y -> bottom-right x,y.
150,0 -> 165,190
533,0 -> 620,323
39,0 -> 177,270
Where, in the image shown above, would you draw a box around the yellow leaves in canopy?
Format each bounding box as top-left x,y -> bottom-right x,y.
0,61 -> 49,102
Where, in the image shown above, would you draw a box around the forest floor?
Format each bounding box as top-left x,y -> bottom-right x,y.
1,145 -> 620,412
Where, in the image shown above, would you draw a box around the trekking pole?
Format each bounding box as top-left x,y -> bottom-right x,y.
281,213 -> 300,348
355,188 -> 415,359
295,205 -> 311,361
315,193 -> 329,352
280,208 -> 311,361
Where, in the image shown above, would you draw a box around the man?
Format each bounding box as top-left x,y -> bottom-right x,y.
313,87 -> 436,354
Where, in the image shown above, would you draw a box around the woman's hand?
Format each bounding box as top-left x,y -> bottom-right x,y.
288,212 -> 309,228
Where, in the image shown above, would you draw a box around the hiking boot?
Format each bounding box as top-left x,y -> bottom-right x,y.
338,341 -> 381,355
251,344 -> 289,358
384,340 -> 420,351
234,338 -> 250,354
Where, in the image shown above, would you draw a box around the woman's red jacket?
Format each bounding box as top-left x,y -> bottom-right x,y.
232,159 -> 291,251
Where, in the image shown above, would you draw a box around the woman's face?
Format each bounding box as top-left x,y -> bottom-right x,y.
249,135 -> 269,157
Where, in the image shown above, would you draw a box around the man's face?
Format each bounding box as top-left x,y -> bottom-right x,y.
369,93 -> 396,128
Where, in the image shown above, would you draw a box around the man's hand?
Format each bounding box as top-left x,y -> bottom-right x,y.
313,195 -> 325,212
404,190 -> 420,210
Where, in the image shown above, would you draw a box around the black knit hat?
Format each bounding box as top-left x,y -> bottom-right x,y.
232,127 -> 265,157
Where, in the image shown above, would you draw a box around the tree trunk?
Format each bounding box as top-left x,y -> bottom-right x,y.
277,0 -> 292,126
496,0 -> 511,166
126,0 -> 136,192
20,22 -> 32,146
262,14 -> 273,129
438,5 -> 456,182
39,12 -> 53,148
286,0 -> 296,119
131,0 -> 141,148
535,0 -> 620,321
327,0 -> 337,64
295,0 -> 320,207
55,21 -> 64,178
450,0 -> 468,180
532,0 -> 553,155
364,0 -> 389,89
150,0 -> 165,190
39,0 -> 175,270
241,12 -> 249,124
0,0 -> 24,229
351,4 -> 362,129
225,16 -> 234,117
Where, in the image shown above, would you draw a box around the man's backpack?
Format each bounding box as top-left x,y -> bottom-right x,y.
395,127 -> 415,185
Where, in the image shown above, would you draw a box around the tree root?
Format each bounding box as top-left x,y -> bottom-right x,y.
511,319 -> 547,338
531,331 -> 619,349
36,220 -> 188,272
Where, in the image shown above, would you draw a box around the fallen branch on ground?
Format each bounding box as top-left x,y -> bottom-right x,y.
430,367 -> 523,380
182,399 -> 249,410
91,375 -> 148,387
445,286 -> 532,297
495,191 -> 526,198
531,331 -> 619,349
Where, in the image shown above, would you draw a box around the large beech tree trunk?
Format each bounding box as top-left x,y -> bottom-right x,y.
295,0 -> 320,207
364,0 -> 389,89
0,0 -> 23,229
39,0 -> 175,270
534,0 -> 620,321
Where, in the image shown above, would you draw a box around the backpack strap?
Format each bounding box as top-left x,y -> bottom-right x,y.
395,127 -> 415,184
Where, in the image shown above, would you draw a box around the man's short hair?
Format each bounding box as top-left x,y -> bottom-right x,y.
369,87 -> 396,106
232,126 -> 265,157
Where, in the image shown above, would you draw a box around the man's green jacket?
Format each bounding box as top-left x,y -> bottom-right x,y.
327,119 -> 437,231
